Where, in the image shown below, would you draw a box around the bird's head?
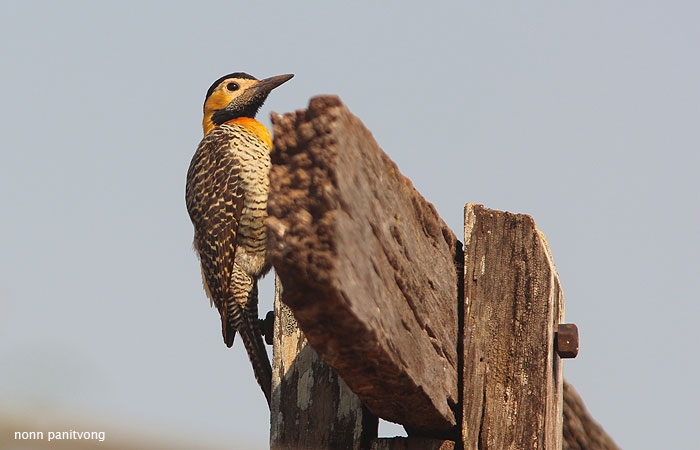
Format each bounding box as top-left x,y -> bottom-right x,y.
202,72 -> 294,135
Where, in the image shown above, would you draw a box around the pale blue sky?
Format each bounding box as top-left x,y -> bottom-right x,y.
1,2 -> 698,449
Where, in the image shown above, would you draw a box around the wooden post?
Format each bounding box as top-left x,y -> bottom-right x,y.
462,204 -> 564,449
266,95 -> 620,449
270,277 -> 377,450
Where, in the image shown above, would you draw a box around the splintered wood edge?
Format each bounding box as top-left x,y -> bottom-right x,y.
267,96 -> 459,435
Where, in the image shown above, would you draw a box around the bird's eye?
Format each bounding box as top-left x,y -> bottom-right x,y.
226,82 -> 240,91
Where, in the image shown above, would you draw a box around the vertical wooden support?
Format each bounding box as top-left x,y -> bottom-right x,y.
270,277 -> 378,450
462,204 -> 564,449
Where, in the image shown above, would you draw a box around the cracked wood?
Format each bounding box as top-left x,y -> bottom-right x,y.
270,278 -> 377,450
462,204 -> 564,449
266,95 -> 462,435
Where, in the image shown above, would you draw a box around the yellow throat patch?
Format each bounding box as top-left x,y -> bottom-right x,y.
223,117 -> 273,149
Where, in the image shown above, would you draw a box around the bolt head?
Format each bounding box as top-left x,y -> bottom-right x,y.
556,323 -> 579,359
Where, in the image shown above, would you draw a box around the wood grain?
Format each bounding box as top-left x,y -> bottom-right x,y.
267,96 -> 462,435
462,203 -> 564,449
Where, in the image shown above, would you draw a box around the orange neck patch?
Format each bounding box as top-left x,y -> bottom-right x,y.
224,117 -> 272,149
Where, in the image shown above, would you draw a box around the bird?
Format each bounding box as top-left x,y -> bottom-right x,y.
186,72 -> 293,405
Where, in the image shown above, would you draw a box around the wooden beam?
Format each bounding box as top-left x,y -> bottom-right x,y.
267,96 -> 462,435
370,437 -> 456,450
270,278 -> 377,450
563,381 -> 621,450
461,204 -> 564,449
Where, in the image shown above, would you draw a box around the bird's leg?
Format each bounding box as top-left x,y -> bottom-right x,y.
232,265 -> 272,404
259,311 -> 275,345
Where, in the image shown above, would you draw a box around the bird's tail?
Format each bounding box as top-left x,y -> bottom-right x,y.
237,281 -> 272,406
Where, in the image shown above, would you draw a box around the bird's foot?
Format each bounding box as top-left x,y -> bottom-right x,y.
259,311 -> 275,345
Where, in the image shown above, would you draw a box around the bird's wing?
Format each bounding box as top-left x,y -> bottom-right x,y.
186,129 -> 245,321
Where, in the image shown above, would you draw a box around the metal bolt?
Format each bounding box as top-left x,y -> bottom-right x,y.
556,323 -> 579,359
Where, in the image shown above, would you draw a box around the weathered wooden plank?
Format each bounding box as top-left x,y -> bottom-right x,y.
563,381 -> 621,450
462,203 -> 564,449
270,277 -> 377,450
370,437 -> 456,450
267,96 -> 462,435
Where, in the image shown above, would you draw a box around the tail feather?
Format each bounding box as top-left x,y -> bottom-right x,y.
226,278 -> 272,405
238,309 -> 272,405
223,322 -> 236,348
222,298 -> 240,348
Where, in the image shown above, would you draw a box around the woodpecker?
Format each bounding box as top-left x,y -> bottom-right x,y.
186,72 -> 293,405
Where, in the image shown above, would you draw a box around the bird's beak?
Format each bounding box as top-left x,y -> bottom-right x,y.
219,73 -> 294,121
253,74 -> 294,96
